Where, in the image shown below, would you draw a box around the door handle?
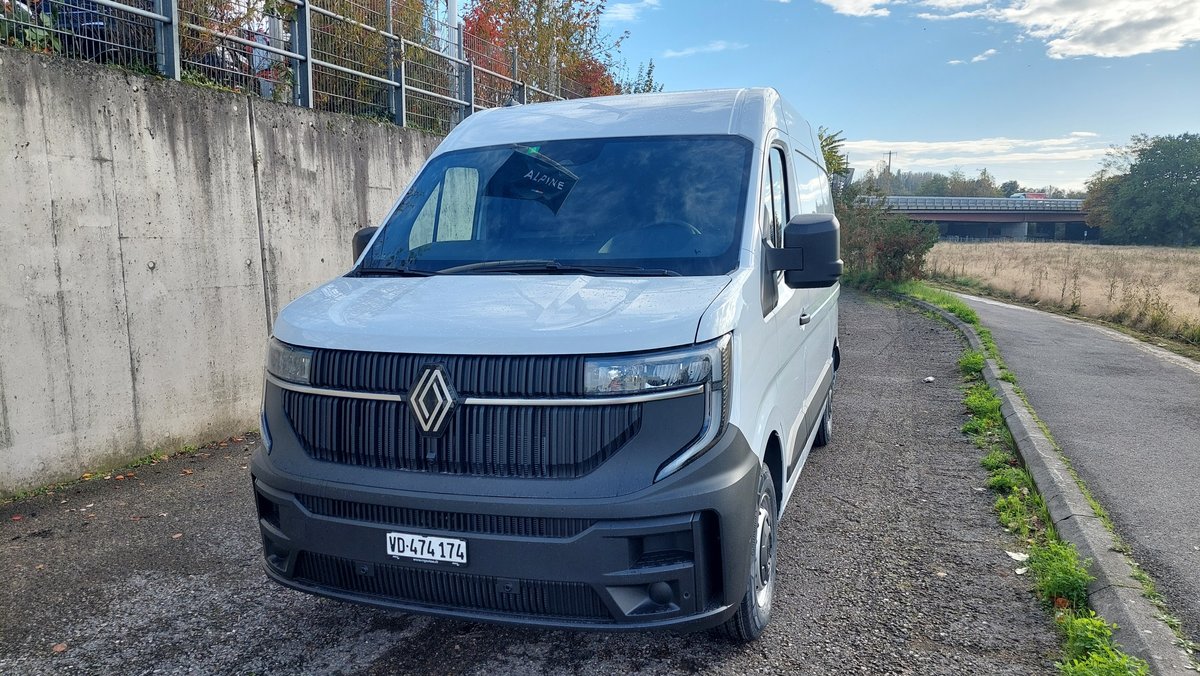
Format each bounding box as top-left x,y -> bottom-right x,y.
799,313 -> 811,326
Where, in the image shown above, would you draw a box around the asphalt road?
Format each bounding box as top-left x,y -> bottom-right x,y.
1,291 -> 1059,675
960,293 -> 1200,642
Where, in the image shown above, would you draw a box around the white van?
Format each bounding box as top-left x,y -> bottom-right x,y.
253,88 -> 841,641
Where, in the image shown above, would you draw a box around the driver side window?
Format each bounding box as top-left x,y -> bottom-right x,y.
761,147 -> 789,247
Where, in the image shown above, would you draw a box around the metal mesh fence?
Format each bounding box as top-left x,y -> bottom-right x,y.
2,0 -> 159,71
3,0 -> 590,134
177,0 -> 296,101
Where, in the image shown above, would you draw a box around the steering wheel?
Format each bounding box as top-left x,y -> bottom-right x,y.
600,220 -> 702,255
640,220 -> 702,237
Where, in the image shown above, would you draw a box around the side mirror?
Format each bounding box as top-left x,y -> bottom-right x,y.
764,214 -> 843,289
352,226 -> 379,262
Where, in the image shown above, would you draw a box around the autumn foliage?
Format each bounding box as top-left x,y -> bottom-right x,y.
462,0 -> 624,97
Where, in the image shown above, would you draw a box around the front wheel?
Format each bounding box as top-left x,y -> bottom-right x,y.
720,463 -> 778,643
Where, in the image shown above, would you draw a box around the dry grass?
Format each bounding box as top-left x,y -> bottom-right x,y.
926,242 -> 1200,344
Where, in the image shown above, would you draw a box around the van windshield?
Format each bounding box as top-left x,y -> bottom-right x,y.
358,135 -> 753,277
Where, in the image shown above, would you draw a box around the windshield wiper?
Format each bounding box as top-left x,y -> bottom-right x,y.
437,259 -> 682,277
352,265 -> 438,277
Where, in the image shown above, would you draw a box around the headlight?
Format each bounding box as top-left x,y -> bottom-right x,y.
266,338 -> 313,385
583,336 -> 732,481
584,338 -> 726,396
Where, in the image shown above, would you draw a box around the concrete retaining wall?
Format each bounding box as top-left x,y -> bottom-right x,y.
0,47 -> 441,494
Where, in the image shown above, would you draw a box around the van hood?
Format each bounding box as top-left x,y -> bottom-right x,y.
273,274 -> 733,355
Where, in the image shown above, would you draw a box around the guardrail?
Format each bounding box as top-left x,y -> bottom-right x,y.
869,196 -> 1085,212
1,0 -> 587,134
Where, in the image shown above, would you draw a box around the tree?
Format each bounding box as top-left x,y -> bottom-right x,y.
619,59 -> 663,93
1083,169 -> 1123,234
462,0 -> 625,97
999,180 -> 1022,197
835,182 -> 939,283
918,174 -> 951,196
817,127 -> 848,176
1098,133 -> 1200,245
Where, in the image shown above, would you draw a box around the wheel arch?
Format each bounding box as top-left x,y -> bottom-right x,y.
763,432 -> 784,510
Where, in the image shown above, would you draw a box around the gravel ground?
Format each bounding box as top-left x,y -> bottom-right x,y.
0,291 -> 1059,675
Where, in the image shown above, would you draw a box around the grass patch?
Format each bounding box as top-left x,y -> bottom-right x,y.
1058,644 -> 1150,676
1030,540 -> 1093,610
1062,612 -> 1118,663
987,466 -> 1033,493
894,280 -> 979,325
958,349 -> 986,377
981,447 -> 1016,471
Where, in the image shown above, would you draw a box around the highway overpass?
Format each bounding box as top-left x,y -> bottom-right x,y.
873,196 -> 1095,241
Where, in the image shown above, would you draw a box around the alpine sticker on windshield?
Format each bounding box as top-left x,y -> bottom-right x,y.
485,148 -> 579,214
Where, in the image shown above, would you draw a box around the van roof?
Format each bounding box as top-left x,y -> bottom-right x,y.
436,87 -> 823,168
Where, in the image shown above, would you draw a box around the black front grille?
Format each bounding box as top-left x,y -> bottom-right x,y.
282,390 -> 641,478
294,552 -> 611,621
297,494 -> 595,538
309,349 -> 586,397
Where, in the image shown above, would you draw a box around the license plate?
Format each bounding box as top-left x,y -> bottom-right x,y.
386,532 -> 467,565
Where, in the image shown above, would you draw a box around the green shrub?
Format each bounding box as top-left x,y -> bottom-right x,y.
1057,645 -> 1149,676
1030,541 -> 1093,610
838,200 -> 939,284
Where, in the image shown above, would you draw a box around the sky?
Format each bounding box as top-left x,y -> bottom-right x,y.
599,0 -> 1200,191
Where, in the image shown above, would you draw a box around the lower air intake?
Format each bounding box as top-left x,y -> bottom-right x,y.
293,552 -> 611,622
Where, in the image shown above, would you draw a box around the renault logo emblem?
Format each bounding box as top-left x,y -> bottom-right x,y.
409,365 -> 458,436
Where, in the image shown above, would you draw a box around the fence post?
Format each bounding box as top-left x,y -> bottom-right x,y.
511,48 -> 525,104
465,62 -> 475,117
154,0 -> 180,80
456,22 -> 470,121
293,0 -> 314,107
385,0 -> 403,125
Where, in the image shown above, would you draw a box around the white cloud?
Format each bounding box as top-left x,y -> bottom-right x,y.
916,0 -> 1200,58
843,134 -> 1108,187
605,0 -> 660,22
662,40 -> 749,58
970,48 -> 998,62
816,0 -> 892,18
917,10 -> 987,21
919,0 -> 986,8
947,59 -> 965,65
1070,131 -> 1099,138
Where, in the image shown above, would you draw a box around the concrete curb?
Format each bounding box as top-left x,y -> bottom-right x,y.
903,296 -> 1194,675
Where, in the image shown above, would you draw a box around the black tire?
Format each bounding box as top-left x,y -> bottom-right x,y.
814,392 -> 833,448
720,463 -> 778,643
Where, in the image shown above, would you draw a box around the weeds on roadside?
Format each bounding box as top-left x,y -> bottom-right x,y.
1058,644 -> 1150,676
958,350 -> 986,377
987,466 -> 1032,493
1030,540 -> 1093,610
903,283 -> 1151,676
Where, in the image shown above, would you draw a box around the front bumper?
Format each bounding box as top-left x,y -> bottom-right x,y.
251,424 -> 759,631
